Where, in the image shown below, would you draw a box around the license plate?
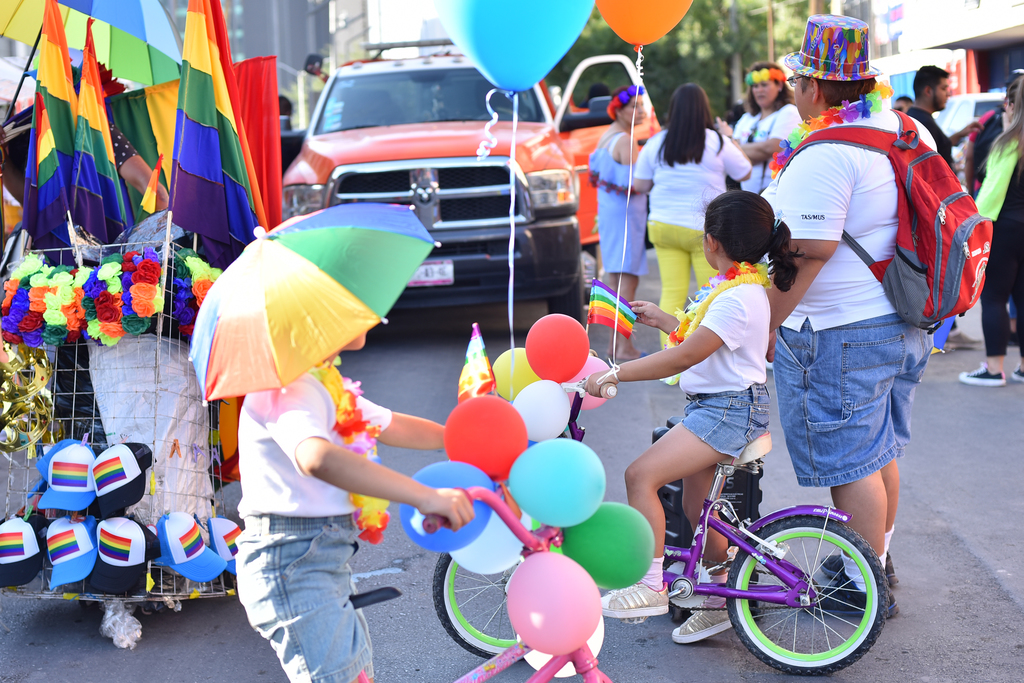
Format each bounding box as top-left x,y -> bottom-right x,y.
408,260 -> 454,287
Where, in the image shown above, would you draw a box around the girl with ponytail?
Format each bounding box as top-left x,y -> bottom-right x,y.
585,190 -> 801,644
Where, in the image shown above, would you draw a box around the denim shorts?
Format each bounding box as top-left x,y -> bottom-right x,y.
774,314 -> 931,488
235,514 -> 373,683
682,383 -> 770,458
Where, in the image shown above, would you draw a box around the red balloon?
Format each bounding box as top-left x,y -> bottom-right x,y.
445,395 -> 528,481
525,314 -> 590,383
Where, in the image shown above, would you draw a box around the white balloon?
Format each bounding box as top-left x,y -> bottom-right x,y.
512,380 -> 571,442
524,616 -> 605,677
450,511 -> 528,575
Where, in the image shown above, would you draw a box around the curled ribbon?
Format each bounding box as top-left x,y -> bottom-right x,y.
477,88 -> 512,160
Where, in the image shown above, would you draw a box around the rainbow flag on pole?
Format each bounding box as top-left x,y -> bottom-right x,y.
457,323 -> 496,403
170,0 -> 268,268
140,153 -> 165,216
588,280 -> 637,338
71,18 -> 127,243
23,0 -> 78,250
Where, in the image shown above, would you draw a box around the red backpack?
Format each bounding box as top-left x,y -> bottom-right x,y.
776,110 -> 993,329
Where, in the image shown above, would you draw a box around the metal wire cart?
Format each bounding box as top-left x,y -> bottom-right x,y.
1,236 -> 235,643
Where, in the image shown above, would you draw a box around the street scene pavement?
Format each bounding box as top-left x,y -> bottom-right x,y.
2,253 -> 1021,683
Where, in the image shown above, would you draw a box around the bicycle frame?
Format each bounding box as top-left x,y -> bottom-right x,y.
662,462 -> 852,608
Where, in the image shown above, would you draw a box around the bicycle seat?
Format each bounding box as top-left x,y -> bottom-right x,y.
723,433 -> 772,466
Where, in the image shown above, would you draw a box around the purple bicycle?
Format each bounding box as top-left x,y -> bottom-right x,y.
434,389 -> 889,675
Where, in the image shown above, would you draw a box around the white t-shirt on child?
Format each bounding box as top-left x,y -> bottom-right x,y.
237,374 -> 393,518
677,284 -> 770,395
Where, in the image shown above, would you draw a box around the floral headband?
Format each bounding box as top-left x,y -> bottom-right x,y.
745,68 -> 786,86
607,85 -> 645,119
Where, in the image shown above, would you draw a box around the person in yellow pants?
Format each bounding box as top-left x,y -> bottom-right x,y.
647,220 -> 718,347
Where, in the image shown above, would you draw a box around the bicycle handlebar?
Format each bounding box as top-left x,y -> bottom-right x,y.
420,486 -> 557,553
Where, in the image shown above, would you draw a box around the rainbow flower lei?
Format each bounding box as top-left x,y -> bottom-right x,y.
769,81 -> 895,178
746,68 -> 785,86
172,249 -> 222,339
310,362 -> 391,545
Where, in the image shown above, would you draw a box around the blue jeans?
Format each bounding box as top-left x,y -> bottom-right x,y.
236,514 -> 373,683
682,384 -> 770,458
774,314 -> 931,487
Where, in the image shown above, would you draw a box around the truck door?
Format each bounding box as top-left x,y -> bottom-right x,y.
553,55 -> 660,247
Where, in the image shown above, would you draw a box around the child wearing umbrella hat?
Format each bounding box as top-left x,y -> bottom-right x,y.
233,332 -> 474,683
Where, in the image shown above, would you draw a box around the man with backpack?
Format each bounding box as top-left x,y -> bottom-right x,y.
763,15 -> 992,617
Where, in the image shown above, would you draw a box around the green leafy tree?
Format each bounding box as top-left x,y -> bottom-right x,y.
549,1 -> 810,120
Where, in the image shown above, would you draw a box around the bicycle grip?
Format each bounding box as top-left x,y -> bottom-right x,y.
601,384 -> 617,398
421,514 -> 445,534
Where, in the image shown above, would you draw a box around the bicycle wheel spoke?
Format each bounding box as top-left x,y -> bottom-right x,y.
480,597 -> 507,631
455,584 -> 496,609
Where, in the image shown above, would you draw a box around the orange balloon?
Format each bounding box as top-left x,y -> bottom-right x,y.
596,0 -> 693,46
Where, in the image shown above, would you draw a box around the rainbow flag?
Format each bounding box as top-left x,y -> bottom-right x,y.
93,458 -> 128,491
52,461 -> 90,488
179,522 -> 204,559
457,323 -> 496,403
222,526 -> 241,557
0,532 -> 24,559
169,0 -> 267,268
588,280 -> 637,339
70,18 -> 127,243
140,154 -> 165,216
47,529 -> 81,562
99,528 -> 131,562
23,0 -> 78,250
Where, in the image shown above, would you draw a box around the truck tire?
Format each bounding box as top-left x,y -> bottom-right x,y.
547,270 -> 585,322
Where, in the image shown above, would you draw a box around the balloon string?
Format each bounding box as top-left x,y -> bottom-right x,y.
477,89 -> 501,160
611,44 -> 644,366
507,92 -> 519,399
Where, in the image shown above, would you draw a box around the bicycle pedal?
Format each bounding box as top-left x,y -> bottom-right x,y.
622,616 -> 649,625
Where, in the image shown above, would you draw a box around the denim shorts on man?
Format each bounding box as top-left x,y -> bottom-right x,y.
774,313 -> 931,487
681,383 -> 770,457
236,514 -> 373,683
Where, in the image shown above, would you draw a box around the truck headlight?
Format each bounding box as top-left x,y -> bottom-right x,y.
282,184 -> 325,220
527,170 -> 577,213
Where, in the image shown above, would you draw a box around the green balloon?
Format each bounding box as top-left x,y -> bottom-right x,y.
561,502 -> 655,589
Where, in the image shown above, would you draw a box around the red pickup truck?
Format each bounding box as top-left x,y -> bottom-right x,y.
282,50 -> 656,321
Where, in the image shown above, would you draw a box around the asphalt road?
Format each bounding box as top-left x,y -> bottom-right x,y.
1,252 -> 1022,683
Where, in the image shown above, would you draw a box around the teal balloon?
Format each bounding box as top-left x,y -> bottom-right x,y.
433,0 -> 595,93
508,440 -> 605,527
562,502 -> 655,589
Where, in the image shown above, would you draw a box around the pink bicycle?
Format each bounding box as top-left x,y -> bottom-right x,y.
355,485 -> 613,683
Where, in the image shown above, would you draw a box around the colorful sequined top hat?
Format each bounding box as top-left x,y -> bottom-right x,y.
783,14 -> 882,82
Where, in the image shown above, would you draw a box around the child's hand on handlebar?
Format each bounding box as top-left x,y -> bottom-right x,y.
417,488 -> 475,532
585,371 -> 618,398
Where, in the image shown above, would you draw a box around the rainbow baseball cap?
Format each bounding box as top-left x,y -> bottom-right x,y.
38,442 -> 97,512
207,516 -> 242,575
0,515 -> 49,586
783,14 -> 882,82
88,517 -> 159,594
90,444 -> 153,519
46,516 -> 98,588
155,512 -> 226,582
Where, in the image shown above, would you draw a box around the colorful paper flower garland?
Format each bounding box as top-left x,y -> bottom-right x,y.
745,67 -> 785,86
1,250 -> 220,348
769,81 -> 895,177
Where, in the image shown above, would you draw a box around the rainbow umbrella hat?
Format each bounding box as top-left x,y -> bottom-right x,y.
191,203 -> 436,401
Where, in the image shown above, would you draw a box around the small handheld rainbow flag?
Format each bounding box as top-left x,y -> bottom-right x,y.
140,154 -> 164,215
457,323 -> 496,403
588,280 -> 637,339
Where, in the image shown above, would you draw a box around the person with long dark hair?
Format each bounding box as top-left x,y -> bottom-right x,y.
715,61 -> 802,194
589,85 -> 650,360
634,84 -> 752,347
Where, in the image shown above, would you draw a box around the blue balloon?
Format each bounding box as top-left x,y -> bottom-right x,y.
434,0 -> 595,93
508,440 -> 605,527
400,461 -> 496,553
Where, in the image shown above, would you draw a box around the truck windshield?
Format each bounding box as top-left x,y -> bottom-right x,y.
315,68 -> 545,134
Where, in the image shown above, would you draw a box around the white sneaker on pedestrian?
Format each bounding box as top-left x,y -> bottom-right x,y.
601,582 -> 668,619
958,363 -> 1006,386
671,607 -> 732,643
1010,367 -> 1024,383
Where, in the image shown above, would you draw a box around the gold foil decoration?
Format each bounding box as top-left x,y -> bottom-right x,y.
0,344 -> 62,453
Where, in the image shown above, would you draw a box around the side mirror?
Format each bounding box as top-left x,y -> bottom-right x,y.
559,95 -> 613,133
304,54 -> 326,82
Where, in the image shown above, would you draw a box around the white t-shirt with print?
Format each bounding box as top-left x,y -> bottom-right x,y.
762,109 -> 937,332
237,374 -> 394,518
678,284 -> 770,395
733,104 -> 803,193
635,129 -> 752,230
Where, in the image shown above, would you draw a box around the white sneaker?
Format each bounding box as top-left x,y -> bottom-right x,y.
671,608 -> 732,644
601,582 -> 668,619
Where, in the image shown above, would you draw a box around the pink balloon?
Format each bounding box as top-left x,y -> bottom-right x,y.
568,356 -> 611,410
506,553 -> 602,656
